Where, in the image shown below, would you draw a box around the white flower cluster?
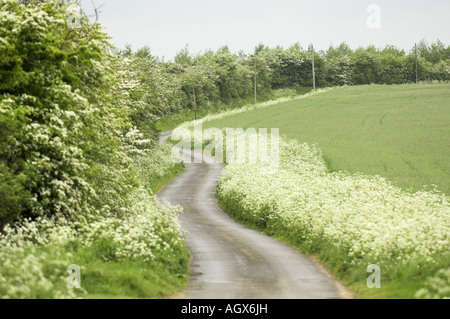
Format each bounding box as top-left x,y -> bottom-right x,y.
0,216 -> 76,248
82,187 -> 184,263
0,147 -> 185,299
121,127 -> 153,157
415,267 -> 450,299
0,189 -> 184,299
217,136 -> 450,266
0,214 -> 79,299
133,143 -> 178,184
0,246 -> 78,299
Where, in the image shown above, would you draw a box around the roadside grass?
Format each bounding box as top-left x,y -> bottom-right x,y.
203,83 -> 450,195
63,154 -> 187,299
64,135 -> 188,300
69,240 -> 188,299
151,163 -> 185,194
344,255 -> 450,299
74,151 -> 188,299
35,238 -> 189,299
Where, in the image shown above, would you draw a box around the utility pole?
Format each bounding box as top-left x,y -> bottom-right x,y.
312,45 -> 316,92
415,43 -> 418,84
254,60 -> 257,105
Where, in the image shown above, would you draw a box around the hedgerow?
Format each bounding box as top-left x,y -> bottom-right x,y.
0,0 -> 188,299
214,133 -> 450,298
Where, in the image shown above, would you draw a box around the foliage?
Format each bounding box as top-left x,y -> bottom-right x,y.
118,40 -> 449,131
0,137 -> 188,299
415,267 -> 450,299
0,0 -> 131,226
0,0 -> 188,299
215,134 -> 450,298
1,0 -> 450,300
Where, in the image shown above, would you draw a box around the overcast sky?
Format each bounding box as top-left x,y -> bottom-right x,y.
79,0 -> 450,60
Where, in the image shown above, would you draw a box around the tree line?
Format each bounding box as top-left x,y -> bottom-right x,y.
120,39 -> 450,123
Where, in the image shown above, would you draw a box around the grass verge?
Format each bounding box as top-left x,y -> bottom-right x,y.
151,163 -> 185,195
74,160 -> 188,299
63,238 -> 189,299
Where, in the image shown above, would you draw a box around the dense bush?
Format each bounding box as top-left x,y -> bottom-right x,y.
0,0 -> 132,226
0,0 -> 188,299
323,42 -> 450,86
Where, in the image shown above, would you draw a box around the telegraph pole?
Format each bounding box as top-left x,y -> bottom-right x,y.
312,45 -> 316,92
415,43 -> 418,84
254,60 -> 257,105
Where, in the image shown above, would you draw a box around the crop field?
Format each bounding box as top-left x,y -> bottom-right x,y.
203,83 -> 450,195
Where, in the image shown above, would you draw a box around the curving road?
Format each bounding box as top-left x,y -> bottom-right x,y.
157,131 -> 348,299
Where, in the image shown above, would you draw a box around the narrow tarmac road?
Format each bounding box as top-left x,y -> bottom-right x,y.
157,131 -> 347,299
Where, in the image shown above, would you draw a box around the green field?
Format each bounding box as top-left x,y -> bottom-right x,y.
204,83 -> 450,195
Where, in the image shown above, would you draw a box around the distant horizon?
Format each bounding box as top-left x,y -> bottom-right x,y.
79,0 -> 450,61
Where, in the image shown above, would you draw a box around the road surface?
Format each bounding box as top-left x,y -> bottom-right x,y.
157,131 -> 348,299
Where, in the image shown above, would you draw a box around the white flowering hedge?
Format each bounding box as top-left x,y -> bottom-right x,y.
212,132 -> 450,297
0,1 -> 188,299
0,151 -> 186,299
218,138 -> 450,261
82,186 -> 185,263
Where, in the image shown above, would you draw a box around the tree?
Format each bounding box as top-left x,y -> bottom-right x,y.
324,43 -> 353,86
0,0 -> 138,226
135,45 -> 154,60
350,48 -> 378,85
122,43 -> 133,58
